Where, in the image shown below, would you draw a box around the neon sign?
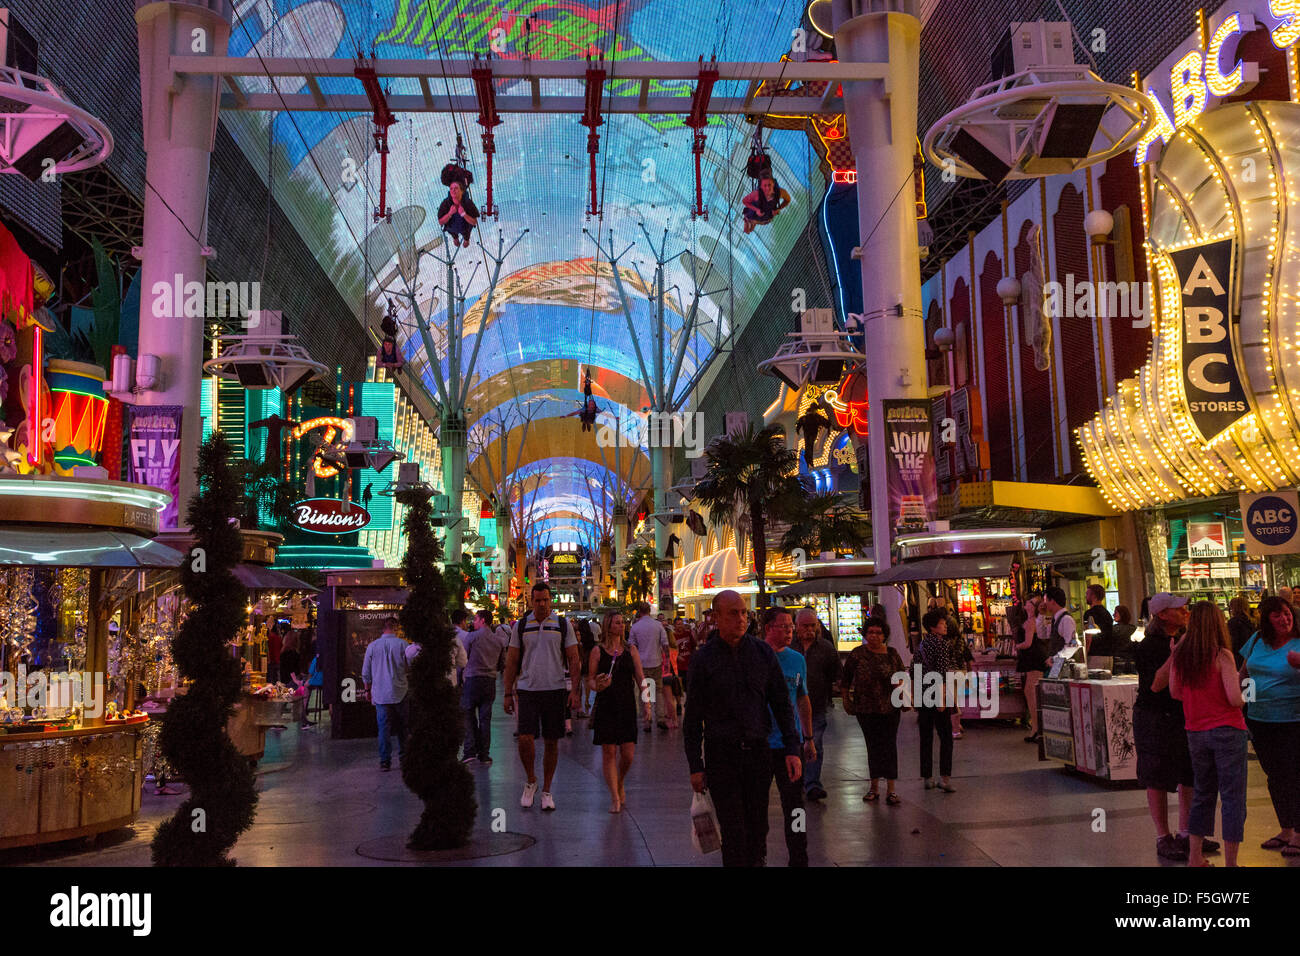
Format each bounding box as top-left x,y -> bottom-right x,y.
1135,11 -> 1259,164
290,416 -> 354,478
826,370 -> 869,438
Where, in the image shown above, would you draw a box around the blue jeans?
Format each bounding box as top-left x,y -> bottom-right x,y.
375,700 -> 408,766
1187,725 -> 1248,843
461,675 -> 496,759
804,710 -> 828,793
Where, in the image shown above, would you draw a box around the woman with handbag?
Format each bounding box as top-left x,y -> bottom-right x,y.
589,610 -> 652,813
661,626 -> 681,729
840,618 -> 906,805
1014,599 -> 1048,743
1237,595 -> 1300,857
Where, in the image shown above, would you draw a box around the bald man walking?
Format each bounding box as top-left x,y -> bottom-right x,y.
684,590 -> 801,867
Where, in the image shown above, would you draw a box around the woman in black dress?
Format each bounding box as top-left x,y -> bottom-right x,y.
589,610 -> 650,813
1013,599 -> 1048,742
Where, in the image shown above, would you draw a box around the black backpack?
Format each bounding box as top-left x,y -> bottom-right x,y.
512,612 -> 570,651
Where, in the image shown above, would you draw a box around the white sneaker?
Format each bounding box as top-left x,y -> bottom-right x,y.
541,791 -> 556,812
521,781 -> 537,808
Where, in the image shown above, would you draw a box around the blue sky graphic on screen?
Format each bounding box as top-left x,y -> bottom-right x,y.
223,0 -> 815,544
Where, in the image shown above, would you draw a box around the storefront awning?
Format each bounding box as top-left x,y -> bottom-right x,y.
863,552 -> 1017,585
776,576 -> 878,597
0,528 -> 184,568
232,564 -> 319,592
674,547 -> 742,599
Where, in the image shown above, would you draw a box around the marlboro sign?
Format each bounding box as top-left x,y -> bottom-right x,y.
292,498 -> 371,534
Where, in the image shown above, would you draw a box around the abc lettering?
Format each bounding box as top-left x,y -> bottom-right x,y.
1184,306 -> 1230,393
1252,508 -> 1293,524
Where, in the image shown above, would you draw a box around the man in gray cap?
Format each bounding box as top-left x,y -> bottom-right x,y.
1135,593 -> 1219,861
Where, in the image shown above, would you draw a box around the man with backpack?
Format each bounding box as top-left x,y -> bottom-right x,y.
503,582 -> 582,811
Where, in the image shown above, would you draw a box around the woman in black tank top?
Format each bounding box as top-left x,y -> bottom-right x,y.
588,611 -> 650,813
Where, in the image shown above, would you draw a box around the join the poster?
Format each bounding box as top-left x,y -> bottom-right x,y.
125,405 -> 183,529
883,399 -> 938,546
658,568 -> 674,613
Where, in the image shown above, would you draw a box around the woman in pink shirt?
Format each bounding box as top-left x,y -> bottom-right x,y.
1155,601 -> 1247,867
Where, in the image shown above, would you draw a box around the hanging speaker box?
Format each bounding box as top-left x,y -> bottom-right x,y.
1037,102 -> 1106,159
810,358 -> 844,384
9,113 -> 83,181
234,363 -> 271,388
946,128 -> 1011,185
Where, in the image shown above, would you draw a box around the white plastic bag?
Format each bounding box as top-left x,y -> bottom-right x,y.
690,790 -> 722,854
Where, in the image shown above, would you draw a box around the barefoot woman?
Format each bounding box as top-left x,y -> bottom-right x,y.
590,610 -> 652,812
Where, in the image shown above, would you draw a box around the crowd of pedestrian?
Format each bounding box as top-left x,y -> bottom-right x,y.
352,577 -> 1299,868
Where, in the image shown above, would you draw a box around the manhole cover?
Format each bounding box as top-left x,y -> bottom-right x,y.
356,831 -> 535,862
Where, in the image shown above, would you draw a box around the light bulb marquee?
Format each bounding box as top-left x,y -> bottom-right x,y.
1079,100 -> 1300,510
290,416 -> 355,479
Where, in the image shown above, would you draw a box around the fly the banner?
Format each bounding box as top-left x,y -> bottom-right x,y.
1167,238 -> 1250,442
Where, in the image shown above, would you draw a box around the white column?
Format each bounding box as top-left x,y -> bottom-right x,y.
613,503 -> 628,594
135,0 -> 231,527
833,0 -> 926,659
441,413 -> 467,566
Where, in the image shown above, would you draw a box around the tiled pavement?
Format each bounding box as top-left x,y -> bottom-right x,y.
6,700 -> 1296,867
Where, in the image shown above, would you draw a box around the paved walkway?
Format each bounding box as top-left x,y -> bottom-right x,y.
6,702 -> 1296,867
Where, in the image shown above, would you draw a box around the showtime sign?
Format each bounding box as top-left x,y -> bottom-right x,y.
292,498 -> 371,534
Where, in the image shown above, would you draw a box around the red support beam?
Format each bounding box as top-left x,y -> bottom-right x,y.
355,57 -> 397,223
684,57 -> 718,220
580,60 -> 606,219
472,60 -> 502,219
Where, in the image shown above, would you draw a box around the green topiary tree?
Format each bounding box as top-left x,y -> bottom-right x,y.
397,487 -> 476,850
152,432 -> 258,866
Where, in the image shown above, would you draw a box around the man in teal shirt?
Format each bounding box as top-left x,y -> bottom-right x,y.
763,605 -> 815,867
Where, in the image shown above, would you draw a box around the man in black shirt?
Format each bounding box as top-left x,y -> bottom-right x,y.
685,590 -> 801,867
1082,584 -> 1114,657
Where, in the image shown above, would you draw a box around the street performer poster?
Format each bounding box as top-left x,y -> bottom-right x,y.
125,405 -> 183,529
883,399 -> 938,546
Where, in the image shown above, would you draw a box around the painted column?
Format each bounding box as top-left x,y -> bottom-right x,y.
651,443 -> 671,560
135,0 -> 231,527
495,502 -> 512,594
832,0 -> 927,659
612,502 -> 628,594
441,412 -> 467,567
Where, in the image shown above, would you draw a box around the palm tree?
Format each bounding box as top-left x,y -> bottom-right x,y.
778,487 -> 872,560
239,457 -> 295,532
622,544 -> 657,605
446,552 -> 487,609
692,423 -> 801,607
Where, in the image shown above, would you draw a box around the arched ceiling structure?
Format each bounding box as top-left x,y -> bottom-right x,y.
224,0 -> 821,544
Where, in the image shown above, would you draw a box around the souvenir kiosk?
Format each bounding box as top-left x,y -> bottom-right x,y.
143,529 -> 316,761
315,568 -> 408,739
0,475 -> 178,849
865,528 -> 1032,721
775,556 -> 876,652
